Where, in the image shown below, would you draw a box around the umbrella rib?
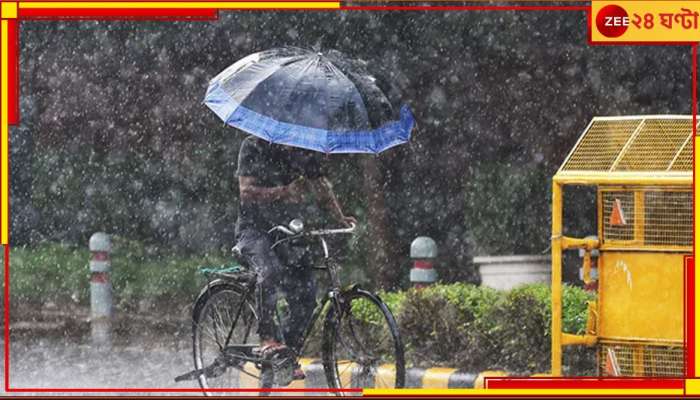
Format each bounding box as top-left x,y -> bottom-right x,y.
219,56 -> 303,127
224,56 -> 318,143
324,61 -> 371,138
266,56 -> 319,143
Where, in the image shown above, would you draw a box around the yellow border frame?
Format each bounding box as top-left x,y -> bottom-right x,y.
1,19 -> 8,244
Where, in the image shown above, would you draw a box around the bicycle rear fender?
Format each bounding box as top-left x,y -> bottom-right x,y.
193,279 -> 251,314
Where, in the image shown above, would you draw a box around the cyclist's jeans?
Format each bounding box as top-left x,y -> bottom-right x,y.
236,228 -> 317,353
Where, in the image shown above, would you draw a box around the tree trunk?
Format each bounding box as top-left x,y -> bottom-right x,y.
361,156 -> 400,290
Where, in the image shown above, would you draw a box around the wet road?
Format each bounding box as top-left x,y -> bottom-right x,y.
1,332 -> 341,396
3,334 -> 202,396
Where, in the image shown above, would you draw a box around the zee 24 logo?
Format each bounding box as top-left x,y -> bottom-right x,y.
595,4 -> 631,38
596,4 -> 700,38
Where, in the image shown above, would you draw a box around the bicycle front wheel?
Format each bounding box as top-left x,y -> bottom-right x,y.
322,289 -> 405,391
192,282 -> 267,396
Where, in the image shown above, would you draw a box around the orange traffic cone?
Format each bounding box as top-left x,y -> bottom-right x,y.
609,198 -> 627,226
605,348 -> 621,376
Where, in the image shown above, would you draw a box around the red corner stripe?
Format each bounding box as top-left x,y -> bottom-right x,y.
485,377 -> 685,390
7,20 -> 18,125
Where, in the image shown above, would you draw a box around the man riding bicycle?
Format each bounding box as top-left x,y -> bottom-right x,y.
235,135 -> 356,381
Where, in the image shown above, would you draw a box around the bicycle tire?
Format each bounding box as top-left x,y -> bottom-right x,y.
322,289 -> 405,392
192,281 -> 270,396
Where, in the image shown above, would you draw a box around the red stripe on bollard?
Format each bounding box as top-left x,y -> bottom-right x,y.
413,260 -> 434,269
92,251 -> 109,262
91,272 -> 109,284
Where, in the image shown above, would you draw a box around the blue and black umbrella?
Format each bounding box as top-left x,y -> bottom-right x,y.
204,47 -> 415,154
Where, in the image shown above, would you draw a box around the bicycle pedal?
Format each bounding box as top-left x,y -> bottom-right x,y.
252,347 -> 297,387
174,361 -> 225,382
174,369 -> 201,382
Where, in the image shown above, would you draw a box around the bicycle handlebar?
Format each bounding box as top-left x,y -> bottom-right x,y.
268,225 -> 296,236
308,222 -> 356,236
268,222 -> 356,237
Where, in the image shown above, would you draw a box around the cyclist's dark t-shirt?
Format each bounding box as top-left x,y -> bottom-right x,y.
236,136 -> 324,231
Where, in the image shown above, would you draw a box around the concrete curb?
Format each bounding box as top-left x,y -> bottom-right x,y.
287,359 -> 481,389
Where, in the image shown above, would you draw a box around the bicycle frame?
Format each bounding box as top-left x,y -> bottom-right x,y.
215,228 -> 360,360
185,223 -> 406,392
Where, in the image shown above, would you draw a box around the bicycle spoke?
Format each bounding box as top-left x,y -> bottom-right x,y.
224,297 -> 247,348
194,286 -> 261,395
335,331 -> 358,359
208,304 -> 223,349
377,330 -> 390,344
326,292 -> 403,390
211,302 -> 228,349
339,315 -> 380,363
346,316 -> 374,358
201,320 -> 224,349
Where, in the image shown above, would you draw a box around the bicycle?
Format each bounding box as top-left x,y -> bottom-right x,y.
175,219 -> 405,395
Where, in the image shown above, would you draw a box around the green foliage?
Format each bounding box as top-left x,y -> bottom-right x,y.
10,242 -> 90,306
481,284 -> 553,372
10,240 -> 228,312
377,290 -> 406,316
352,282 -> 596,375
399,283 -> 501,367
346,291 -> 408,331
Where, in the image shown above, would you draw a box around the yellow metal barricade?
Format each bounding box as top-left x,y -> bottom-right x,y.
550,115 -> 692,377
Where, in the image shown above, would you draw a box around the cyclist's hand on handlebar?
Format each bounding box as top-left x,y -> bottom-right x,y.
341,215 -> 357,228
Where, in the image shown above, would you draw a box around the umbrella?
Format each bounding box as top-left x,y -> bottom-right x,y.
204,47 -> 415,154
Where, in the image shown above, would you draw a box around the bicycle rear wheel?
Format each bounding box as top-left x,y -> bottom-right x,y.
322,289 -> 405,392
192,281 -> 268,396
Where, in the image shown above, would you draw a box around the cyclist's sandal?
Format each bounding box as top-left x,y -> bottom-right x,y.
253,342 -> 289,358
292,363 -> 306,381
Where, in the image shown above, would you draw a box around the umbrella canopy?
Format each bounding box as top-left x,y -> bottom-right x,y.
204,47 -> 415,154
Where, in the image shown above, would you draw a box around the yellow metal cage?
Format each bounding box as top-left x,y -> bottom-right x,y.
551,115 -> 693,377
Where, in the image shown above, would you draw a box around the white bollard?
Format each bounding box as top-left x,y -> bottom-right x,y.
89,232 -> 112,346
410,236 -> 438,288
